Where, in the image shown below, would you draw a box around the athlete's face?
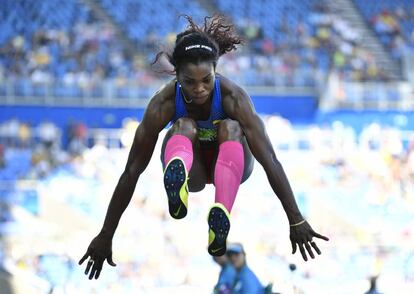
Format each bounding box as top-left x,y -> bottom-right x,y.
177,61 -> 215,105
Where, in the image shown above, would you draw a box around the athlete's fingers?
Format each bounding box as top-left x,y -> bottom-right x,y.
78,251 -> 90,265
291,240 -> 297,254
89,261 -> 99,280
95,269 -> 101,280
107,254 -> 117,267
310,241 -> 322,255
88,266 -> 95,280
312,231 -> 329,241
84,258 -> 93,275
94,260 -> 104,279
299,243 -> 307,261
304,242 -> 315,259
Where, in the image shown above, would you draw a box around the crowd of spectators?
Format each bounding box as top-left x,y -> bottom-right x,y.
0,22 -> 158,97
218,2 -> 390,85
371,6 -> 414,61
2,1 -> 412,98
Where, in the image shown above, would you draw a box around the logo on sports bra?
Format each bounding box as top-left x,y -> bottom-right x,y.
198,128 -> 217,142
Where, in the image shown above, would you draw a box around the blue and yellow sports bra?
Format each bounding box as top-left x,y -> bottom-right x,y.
172,78 -> 228,143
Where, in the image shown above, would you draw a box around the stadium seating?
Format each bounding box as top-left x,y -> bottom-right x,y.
0,0 -> 140,98
354,0 -> 414,59
214,0 -> 315,42
0,149 -> 31,182
99,0 -> 208,42
0,0 -> 411,99
0,0 -> 90,44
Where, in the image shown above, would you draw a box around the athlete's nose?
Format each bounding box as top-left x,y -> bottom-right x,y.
193,83 -> 205,95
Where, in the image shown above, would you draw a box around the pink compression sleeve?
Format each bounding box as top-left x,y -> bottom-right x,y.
214,141 -> 244,212
164,134 -> 193,173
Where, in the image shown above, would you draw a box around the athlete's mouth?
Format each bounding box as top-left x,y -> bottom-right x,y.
193,94 -> 208,100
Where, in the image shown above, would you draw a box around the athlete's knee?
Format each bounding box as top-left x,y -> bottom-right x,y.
171,118 -> 198,139
189,181 -> 206,193
217,119 -> 243,142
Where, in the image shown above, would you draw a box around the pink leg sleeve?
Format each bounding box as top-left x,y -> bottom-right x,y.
214,141 -> 244,212
164,134 -> 193,172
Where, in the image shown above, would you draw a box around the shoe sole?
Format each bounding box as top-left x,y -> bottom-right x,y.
208,206 -> 230,256
164,158 -> 188,219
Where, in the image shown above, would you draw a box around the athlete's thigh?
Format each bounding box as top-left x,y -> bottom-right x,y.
240,136 -> 254,183
160,128 -> 208,192
209,136 -> 254,184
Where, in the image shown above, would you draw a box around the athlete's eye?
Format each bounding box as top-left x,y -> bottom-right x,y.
203,78 -> 211,83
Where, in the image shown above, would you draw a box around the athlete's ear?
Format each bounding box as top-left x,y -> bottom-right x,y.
176,68 -> 182,81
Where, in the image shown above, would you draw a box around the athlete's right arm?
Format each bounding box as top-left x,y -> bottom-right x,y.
99,95 -> 173,238
79,81 -> 175,279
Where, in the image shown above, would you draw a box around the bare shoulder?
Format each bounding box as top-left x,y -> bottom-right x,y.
142,78 -> 176,131
153,78 -> 176,97
218,74 -> 255,119
218,74 -> 247,99
150,78 -> 176,109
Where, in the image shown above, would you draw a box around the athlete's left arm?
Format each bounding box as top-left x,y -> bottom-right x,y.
223,86 -> 329,261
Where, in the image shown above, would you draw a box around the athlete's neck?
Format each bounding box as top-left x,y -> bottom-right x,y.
185,93 -> 212,120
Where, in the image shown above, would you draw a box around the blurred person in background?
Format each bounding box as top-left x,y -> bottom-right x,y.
0,143 -> 4,168
3,118 -> 20,147
364,276 -> 382,294
37,120 -> 59,150
226,243 -> 265,294
67,121 -> 88,156
213,254 -> 237,294
79,15 -> 328,280
0,201 -> 12,223
17,121 -> 31,148
288,263 -> 303,294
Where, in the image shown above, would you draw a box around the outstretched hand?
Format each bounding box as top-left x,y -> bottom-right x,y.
290,221 -> 329,261
79,233 -> 117,279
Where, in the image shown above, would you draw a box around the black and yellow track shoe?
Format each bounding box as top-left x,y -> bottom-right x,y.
163,157 -> 189,219
207,203 -> 231,256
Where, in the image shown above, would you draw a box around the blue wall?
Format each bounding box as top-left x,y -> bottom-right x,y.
315,109 -> 414,133
0,94 -> 318,128
251,95 -> 317,123
2,100 -> 414,133
0,105 -> 145,129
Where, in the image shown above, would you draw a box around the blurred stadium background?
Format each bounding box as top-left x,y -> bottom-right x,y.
1,0 -> 414,293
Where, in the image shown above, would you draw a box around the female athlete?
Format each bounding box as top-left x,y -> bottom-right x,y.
79,15 -> 329,280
